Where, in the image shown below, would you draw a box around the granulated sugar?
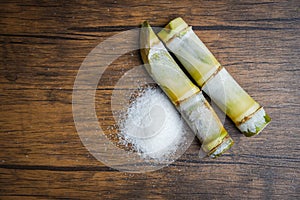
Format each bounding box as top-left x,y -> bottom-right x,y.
118,87 -> 189,161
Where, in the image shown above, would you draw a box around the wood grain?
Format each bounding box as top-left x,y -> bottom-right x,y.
0,0 -> 299,199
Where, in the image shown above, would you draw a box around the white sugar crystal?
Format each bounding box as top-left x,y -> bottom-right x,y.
118,88 -> 188,161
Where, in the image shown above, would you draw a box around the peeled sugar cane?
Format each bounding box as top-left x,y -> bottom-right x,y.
158,18 -> 271,137
140,21 -> 234,158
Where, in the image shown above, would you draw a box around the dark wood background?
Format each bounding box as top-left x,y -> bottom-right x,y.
0,0 -> 299,199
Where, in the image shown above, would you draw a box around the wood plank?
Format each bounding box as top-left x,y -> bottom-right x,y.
0,164 -> 298,199
0,29 -> 298,90
0,0 -> 299,34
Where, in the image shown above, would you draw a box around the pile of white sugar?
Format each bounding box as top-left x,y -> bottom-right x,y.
118,87 -> 190,162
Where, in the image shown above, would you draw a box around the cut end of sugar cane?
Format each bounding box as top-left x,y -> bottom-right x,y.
199,130 -> 234,159
207,134 -> 234,158
238,107 -> 271,137
140,21 -> 233,158
158,18 -> 271,137
157,17 -> 188,43
158,17 -> 220,86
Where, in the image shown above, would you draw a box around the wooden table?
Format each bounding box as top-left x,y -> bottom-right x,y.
1,0 -> 299,199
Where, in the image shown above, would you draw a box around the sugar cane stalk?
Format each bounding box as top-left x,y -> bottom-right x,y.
158,18 -> 271,137
140,21 -> 234,158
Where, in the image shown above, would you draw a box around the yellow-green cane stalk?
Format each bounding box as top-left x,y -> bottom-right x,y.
158,17 -> 271,137
140,21 -> 234,158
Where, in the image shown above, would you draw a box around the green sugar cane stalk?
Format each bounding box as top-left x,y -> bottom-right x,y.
140,21 -> 234,158
158,18 -> 271,137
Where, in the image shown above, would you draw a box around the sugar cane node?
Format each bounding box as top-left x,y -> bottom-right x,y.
201,65 -> 224,89
140,21 -> 234,158
157,17 -> 271,137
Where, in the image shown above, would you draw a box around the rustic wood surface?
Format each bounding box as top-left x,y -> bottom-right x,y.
0,0 -> 299,199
